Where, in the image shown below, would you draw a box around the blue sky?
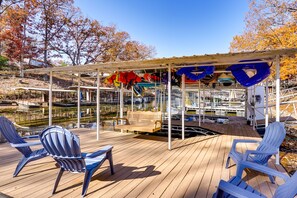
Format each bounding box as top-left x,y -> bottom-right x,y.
74,0 -> 248,58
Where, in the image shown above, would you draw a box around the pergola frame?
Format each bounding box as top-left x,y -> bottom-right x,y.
25,48 -> 297,161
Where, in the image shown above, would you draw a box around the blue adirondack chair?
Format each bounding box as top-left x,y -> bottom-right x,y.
225,122 -> 286,182
0,116 -> 48,177
213,161 -> 297,198
39,126 -> 114,197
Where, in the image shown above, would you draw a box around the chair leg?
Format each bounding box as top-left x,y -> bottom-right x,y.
13,156 -> 29,177
268,175 -> 275,184
82,170 -> 93,197
107,150 -> 114,175
225,156 -> 231,169
52,168 -> 64,194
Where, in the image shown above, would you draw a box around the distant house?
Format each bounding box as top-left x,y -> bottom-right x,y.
24,58 -> 52,68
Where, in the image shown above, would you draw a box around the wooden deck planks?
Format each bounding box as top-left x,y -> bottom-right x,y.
0,119 -> 288,198
159,136 -> 212,198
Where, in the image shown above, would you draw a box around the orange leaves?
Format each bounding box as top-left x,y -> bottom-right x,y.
230,0 -> 297,80
0,0 -> 154,67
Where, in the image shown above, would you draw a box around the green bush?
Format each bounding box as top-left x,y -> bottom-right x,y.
0,55 -> 9,69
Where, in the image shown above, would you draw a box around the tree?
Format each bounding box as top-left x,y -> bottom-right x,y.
101,25 -> 155,62
51,13 -> 106,65
1,0 -> 155,68
0,2 -> 37,75
0,0 -> 23,15
100,26 -> 130,62
33,0 -> 75,64
51,13 -> 155,66
119,41 -> 155,61
230,0 -> 297,80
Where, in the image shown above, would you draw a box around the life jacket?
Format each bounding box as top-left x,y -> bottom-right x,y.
119,71 -> 142,90
143,73 -> 160,82
161,72 -> 181,86
104,72 -> 120,88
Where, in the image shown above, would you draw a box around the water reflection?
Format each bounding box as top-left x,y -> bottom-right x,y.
0,102 -> 155,134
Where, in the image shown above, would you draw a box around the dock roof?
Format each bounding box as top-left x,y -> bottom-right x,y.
25,48 -> 297,74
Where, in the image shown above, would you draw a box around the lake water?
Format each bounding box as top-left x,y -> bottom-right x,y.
0,102 -> 155,135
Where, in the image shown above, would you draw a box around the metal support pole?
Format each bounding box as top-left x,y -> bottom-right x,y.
168,64 -> 172,150
160,88 -> 163,112
198,81 -> 201,126
120,83 -> 124,125
275,55 -> 281,165
212,89 -> 215,116
49,71 -> 53,126
203,86 -> 205,122
265,79 -> 269,127
160,70 -> 163,113
131,86 -> 134,111
154,69 -> 157,110
96,69 -> 100,140
77,73 -> 81,128
181,74 -> 185,140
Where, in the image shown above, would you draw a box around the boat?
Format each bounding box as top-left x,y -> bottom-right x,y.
17,101 -> 41,109
53,102 -> 76,107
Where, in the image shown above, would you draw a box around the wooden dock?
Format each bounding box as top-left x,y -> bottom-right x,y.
0,119 -> 288,198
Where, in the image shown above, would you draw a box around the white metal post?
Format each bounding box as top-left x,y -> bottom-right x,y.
160,70 -> 163,113
229,90 -> 232,107
181,74 -> 185,140
131,86 -> 134,112
168,64 -> 172,150
155,69 -> 157,110
160,88 -> 163,112
265,79 -> 269,127
49,71 -> 53,126
77,73 -> 81,128
198,81 -> 201,126
212,89 -> 215,115
275,55 -> 281,165
85,90 -> 89,101
96,69 -> 100,140
203,86 -> 205,122
253,85 -> 256,130
120,83 -> 124,125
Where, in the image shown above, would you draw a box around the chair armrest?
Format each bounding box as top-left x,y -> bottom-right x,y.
231,139 -> 260,151
154,120 -> 162,128
236,161 -> 290,181
11,141 -> 42,147
243,150 -> 277,161
22,135 -> 39,139
215,179 -> 263,198
84,145 -> 113,158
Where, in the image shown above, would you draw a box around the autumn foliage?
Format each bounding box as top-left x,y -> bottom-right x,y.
0,0 -> 155,69
230,0 -> 297,80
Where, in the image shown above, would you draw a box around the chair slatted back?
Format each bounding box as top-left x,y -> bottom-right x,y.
0,116 -> 32,157
274,171 -> 297,198
127,111 -> 161,125
254,122 -> 286,164
40,126 -> 85,173
127,111 -> 140,125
